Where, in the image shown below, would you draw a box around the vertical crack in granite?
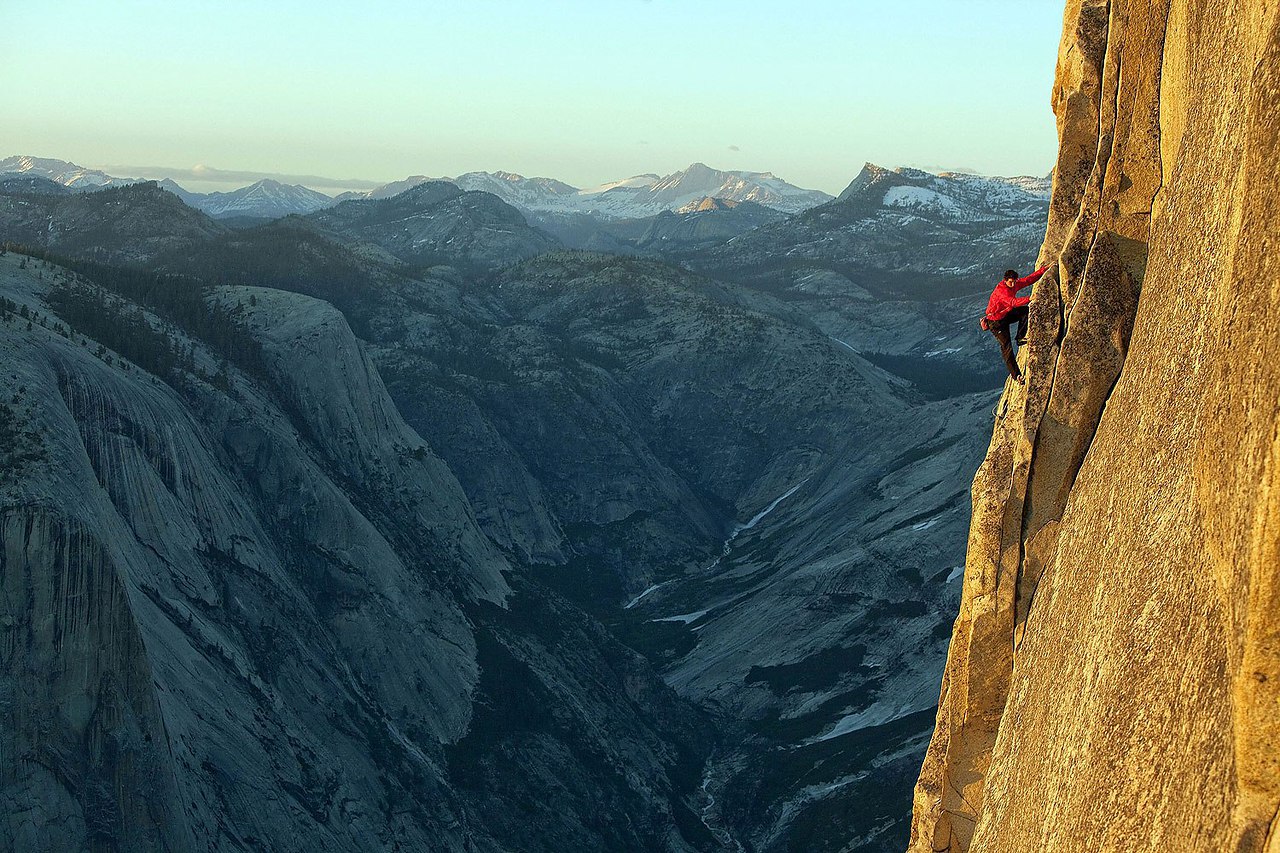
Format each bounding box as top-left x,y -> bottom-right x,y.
1,509 -> 195,852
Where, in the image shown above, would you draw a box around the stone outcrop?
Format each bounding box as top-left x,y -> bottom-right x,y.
0,263 -> 495,850
909,1 -> 1280,851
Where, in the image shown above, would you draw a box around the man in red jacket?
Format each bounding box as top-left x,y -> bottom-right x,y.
981,265 -> 1048,383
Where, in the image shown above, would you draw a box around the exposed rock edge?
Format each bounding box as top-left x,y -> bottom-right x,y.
908,0 -> 1280,850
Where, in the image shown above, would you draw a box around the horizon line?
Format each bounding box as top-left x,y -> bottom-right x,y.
4,153 -> 1053,197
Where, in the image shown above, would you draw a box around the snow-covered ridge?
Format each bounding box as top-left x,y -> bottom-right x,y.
572,163 -> 832,218
154,177 -> 333,219
0,156 -> 335,219
0,155 -> 137,190
184,179 -> 334,218
836,163 -> 1052,224
883,186 -> 963,215
579,174 -> 661,195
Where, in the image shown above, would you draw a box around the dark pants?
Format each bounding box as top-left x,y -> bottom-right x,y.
988,305 -> 1028,379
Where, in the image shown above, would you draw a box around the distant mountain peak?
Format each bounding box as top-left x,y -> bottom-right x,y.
149,176 -> 335,219
397,180 -> 465,203
0,155 -> 136,190
579,174 -> 661,195
676,196 -> 744,214
454,171 -> 579,198
831,164 -> 1052,224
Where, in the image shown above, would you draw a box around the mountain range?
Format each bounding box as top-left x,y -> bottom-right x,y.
332,164 -> 836,220
0,153 -> 1051,851
1,154 -> 1049,275
0,156 -> 833,220
446,163 -> 835,218
155,177 -> 333,219
0,155 -> 133,190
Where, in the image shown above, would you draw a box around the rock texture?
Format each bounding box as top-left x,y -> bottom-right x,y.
909,1 -> 1280,851
169,228 -> 1000,850
0,255 -> 717,852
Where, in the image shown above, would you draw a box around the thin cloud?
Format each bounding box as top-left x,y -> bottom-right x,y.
100,163 -> 382,189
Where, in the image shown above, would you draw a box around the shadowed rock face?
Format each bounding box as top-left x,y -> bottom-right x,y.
909,1 -> 1280,851
0,228 -> 997,851
0,256 -> 718,853
0,266 -> 477,850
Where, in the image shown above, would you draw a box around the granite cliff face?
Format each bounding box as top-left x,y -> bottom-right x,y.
0,255 -> 721,852
909,1 -> 1280,851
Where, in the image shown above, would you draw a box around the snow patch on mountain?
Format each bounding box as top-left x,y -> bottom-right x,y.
189,179 -> 334,218
883,185 -> 963,215
0,156 -> 137,190
651,609 -> 711,625
580,163 -> 831,218
837,163 -> 1052,225
153,178 -> 335,219
676,196 -> 748,214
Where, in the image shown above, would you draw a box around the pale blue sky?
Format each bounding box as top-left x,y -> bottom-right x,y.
2,0 -> 1064,194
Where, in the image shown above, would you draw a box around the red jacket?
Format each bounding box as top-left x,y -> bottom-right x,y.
985,266 -> 1048,322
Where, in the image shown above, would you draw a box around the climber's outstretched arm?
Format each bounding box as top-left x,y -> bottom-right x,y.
1015,265 -> 1050,292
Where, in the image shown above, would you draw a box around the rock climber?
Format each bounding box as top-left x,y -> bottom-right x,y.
980,265 -> 1049,384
